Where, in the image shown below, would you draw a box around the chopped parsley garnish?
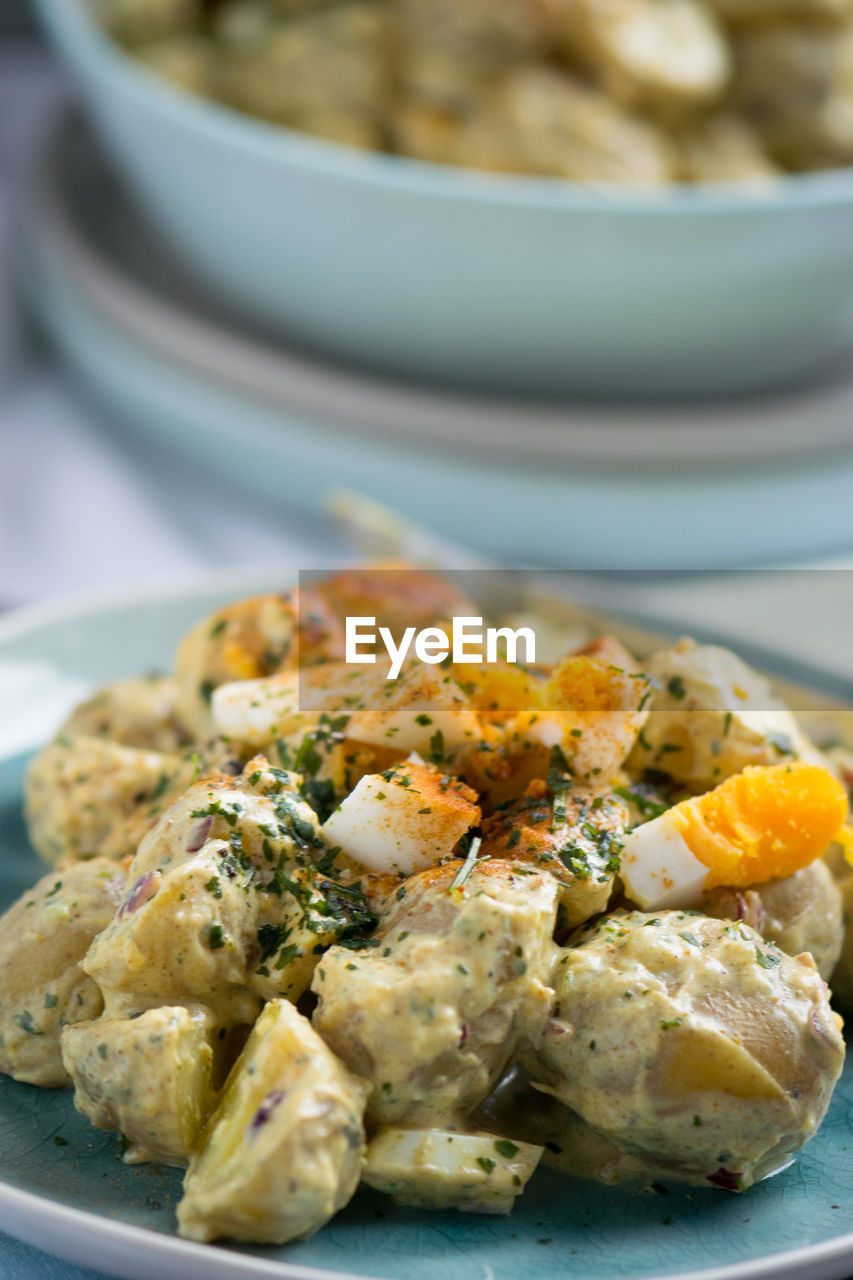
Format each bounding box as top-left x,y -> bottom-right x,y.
150,771 -> 171,802
207,924 -> 225,950
547,745 -> 573,790
274,943 -> 300,971
257,922 -> 291,962
613,785 -> 668,821
449,836 -> 484,892
13,1011 -> 42,1036
552,787 -> 570,828
191,798 -> 242,827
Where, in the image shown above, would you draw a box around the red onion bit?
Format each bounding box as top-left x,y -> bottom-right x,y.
707,1167 -> 744,1192
811,1008 -> 834,1044
118,871 -> 161,920
249,1089 -> 286,1134
185,815 -> 213,853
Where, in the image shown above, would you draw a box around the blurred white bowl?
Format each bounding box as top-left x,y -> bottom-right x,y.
20,109 -> 853,571
32,0 -> 853,399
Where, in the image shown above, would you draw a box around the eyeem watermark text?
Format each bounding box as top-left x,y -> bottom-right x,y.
345,616 -> 536,679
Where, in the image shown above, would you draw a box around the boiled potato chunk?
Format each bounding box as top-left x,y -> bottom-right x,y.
85,757 -> 356,1020
707,0 -> 853,27
820,838 -> 853,1007
0,858 -> 128,1086
84,840 -> 264,1023
364,1128 -> 543,1213
175,590 -> 342,737
136,32 -> 217,94
731,22 -> 853,170
627,639 -> 820,790
125,756 -> 323,879
551,0 -> 730,112
177,999 -> 368,1244
396,0 -> 546,107
703,860 -> 843,981
59,676 -> 191,753
100,0 -> 201,46
217,2 -> 391,148
533,910 -> 844,1188
25,736 -> 190,866
61,1006 -> 217,1166
675,113 -> 778,182
313,861 -> 558,1128
453,67 -> 675,184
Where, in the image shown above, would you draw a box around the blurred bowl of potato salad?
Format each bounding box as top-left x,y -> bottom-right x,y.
4,563 -> 853,1258
31,0 -> 853,398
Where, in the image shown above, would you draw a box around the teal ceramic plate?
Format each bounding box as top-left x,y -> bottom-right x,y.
3,574 -> 853,1280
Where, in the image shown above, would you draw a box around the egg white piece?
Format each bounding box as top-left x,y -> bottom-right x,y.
619,812 -> 709,910
212,665 -> 385,748
321,762 -> 478,876
345,661 -> 482,757
212,673 -> 301,746
364,1128 -> 543,1212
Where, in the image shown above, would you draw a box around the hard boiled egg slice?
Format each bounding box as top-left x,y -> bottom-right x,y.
321,758 -> 481,875
509,655 -> 651,784
621,762 -> 848,910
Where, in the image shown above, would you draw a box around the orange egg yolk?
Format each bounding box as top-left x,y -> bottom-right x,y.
669,762 -> 848,890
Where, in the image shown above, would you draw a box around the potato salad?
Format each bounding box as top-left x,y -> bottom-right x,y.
5,565 -> 852,1246
98,0 -> 853,184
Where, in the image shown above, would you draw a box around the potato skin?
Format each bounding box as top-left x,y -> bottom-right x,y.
703,860 -> 844,981
83,757 -> 362,1024
0,858 -> 128,1086
59,676 -> 191,754
25,736 -> 191,866
822,840 -> 853,1008
312,860 -> 558,1128
531,909 -> 844,1188
177,999 -> 368,1244
174,589 -> 349,737
62,1005 -> 217,1166
626,639 -> 814,792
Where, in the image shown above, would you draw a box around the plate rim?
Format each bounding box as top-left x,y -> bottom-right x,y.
2,568 -> 853,1280
2,1173 -> 853,1280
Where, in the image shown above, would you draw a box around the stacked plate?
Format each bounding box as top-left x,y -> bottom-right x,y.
21,109 -> 853,569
